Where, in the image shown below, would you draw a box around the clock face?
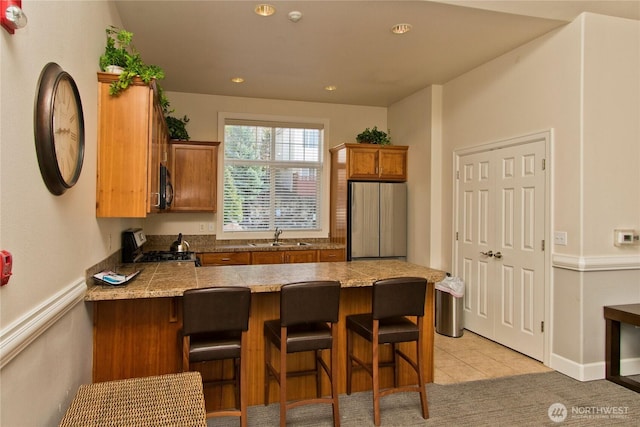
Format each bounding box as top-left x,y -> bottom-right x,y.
34,63 -> 85,196
53,77 -> 82,184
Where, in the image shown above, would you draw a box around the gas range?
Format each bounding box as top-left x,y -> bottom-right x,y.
122,228 -> 199,265
138,250 -> 196,263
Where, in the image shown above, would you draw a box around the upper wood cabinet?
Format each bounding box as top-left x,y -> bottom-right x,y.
331,143 -> 408,181
329,143 -> 408,244
96,73 -> 168,217
169,141 -> 220,212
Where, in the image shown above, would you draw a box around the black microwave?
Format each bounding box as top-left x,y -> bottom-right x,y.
159,164 -> 173,209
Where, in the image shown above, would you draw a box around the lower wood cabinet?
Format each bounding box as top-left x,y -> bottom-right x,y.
200,252 -> 251,266
200,248 -> 345,266
251,249 -> 319,264
319,248 -> 346,262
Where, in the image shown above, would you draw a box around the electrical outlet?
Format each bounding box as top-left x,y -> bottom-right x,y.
199,223 -> 206,232
554,231 -> 567,246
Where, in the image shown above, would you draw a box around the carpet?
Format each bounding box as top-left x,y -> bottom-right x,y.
207,372 -> 640,426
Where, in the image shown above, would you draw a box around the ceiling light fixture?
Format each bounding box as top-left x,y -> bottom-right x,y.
231,77 -> 245,83
255,4 -> 275,17
324,85 -> 337,92
391,23 -> 412,35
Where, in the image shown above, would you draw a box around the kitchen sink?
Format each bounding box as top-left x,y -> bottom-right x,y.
248,242 -> 312,247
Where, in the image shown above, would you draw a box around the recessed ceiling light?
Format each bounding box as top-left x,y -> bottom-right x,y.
255,4 -> 275,17
231,77 -> 245,83
391,23 -> 412,35
324,85 -> 337,92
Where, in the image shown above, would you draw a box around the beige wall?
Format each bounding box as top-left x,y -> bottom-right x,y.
388,86 -> 445,269
143,91 -> 387,238
0,1 -> 136,425
439,13 -> 640,380
582,14 -> 640,254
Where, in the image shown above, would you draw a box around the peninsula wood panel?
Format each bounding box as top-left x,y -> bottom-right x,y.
92,298 -> 182,383
92,283 -> 435,411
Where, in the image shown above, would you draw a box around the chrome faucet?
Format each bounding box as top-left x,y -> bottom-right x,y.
274,227 -> 283,244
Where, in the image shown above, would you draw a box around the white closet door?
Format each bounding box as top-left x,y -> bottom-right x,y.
456,139 -> 546,361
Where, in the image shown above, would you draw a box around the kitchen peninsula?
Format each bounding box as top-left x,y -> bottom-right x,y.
86,260 -> 445,409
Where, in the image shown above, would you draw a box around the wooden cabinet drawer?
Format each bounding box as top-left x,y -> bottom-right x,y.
200,252 -> 250,266
319,249 -> 346,262
251,251 -> 285,265
285,250 -> 318,263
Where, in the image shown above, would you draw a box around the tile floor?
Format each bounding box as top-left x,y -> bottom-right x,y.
434,329 -> 552,384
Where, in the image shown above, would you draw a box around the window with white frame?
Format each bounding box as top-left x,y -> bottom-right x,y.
223,119 -> 323,232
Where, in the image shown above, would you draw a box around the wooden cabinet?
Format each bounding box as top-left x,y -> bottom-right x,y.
96,73 -> 168,217
329,143 -> 408,245
332,143 -> 408,181
200,248 -> 343,266
251,250 -> 318,264
200,252 -> 250,266
285,250 -> 318,263
251,251 -> 284,265
170,141 -> 220,212
319,248 -> 346,262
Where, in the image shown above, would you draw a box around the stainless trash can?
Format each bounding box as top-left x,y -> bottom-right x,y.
435,276 -> 464,338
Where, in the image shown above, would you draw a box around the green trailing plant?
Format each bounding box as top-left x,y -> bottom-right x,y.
99,26 -> 165,96
161,90 -> 190,140
356,126 -> 391,145
166,115 -> 190,140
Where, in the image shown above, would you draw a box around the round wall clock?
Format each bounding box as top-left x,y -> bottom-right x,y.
34,62 -> 85,195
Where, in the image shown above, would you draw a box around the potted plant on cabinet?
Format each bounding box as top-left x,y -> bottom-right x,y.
356,126 -> 392,145
166,115 -> 190,140
161,92 -> 190,141
98,25 -> 165,96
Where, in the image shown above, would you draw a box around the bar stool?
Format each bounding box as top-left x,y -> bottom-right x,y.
182,286 -> 251,427
346,277 -> 429,426
264,280 -> 341,427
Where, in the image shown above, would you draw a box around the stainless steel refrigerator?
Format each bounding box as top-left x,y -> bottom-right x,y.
347,182 -> 407,260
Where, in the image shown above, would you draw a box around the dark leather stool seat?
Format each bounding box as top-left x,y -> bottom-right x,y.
346,277 -> 429,426
264,280 -> 341,427
182,286 -> 251,427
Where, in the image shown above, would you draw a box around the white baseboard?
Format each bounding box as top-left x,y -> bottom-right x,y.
0,278 -> 86,369
550,352 -> 640,381
552,254 -> 640,271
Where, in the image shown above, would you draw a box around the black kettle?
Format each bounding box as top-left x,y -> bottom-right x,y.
170,233 -> 182,252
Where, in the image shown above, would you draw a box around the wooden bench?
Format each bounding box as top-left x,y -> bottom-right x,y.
604,303 -> 640,393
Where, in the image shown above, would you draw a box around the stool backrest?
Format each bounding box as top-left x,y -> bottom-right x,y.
183,287 -> 251,335
280,280 -> 341,326
372,277 -> 427,320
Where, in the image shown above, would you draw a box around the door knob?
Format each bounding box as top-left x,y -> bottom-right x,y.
493,251 -> 503,259
480,250 -> 494,257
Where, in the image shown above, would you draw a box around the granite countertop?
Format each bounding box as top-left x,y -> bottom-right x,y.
85,259 -> 446,301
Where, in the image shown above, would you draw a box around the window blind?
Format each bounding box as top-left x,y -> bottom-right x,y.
223,120 -> 323,232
